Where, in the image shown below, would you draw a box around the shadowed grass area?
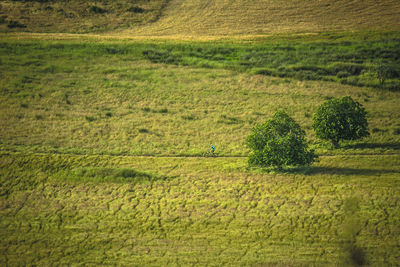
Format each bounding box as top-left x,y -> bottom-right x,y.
54,167 -> 167,184
342,142 -> 400,150
278,166 -> 400,176
140,38 -> 400,90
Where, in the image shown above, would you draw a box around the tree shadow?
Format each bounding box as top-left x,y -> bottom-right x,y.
348,244 -> 367,266
281,166 -> 399,176
342,142 -> 400,150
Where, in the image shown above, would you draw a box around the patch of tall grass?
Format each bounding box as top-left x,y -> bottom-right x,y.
141,39 -> 400,90
54,167 -> 165,184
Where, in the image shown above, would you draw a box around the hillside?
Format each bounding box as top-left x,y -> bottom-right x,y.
1,0 -> 400,265
127,0 -> 400,37
0,0 -> 168,33
1,0 -> 399,36
1,39 -> 400,265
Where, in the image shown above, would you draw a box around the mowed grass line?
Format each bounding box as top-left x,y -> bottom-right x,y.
0,151 -> 399,265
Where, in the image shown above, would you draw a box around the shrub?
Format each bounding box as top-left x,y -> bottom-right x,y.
127,6 -> 145,13
312,96 -> 369,148
0,16 -> 7,24
88,5 -> 107,14
158,108 -> 168,114
218,115 -> 242,124
142,49 -> 182,65
376,63 -> 394,86
138,128 -> 149,133
246,111 -> 316,169
7,20 -> 26,29
182,114 -> 195,120
85,116 -> 96,122
336,71 -> 350,78
328,63 -> 364,76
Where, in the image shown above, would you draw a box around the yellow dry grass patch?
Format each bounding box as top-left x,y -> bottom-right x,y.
119,0 -> 400,37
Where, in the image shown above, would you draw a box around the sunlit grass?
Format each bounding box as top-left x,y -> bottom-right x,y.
1,152 -> 399,265
1,39 -> 399,157
124,0 -> 400,37
0,35 -> 399,265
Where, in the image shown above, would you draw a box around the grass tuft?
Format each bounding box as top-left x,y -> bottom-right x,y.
138,128 -> 149,133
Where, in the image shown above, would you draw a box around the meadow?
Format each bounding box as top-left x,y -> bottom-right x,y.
1,33 -> 400,265
0,0 -> 169,33
1,35 -> 400,156
2,0 -> 399,36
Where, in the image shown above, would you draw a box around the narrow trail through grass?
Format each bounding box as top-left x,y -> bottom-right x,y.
2,150 -> 400,158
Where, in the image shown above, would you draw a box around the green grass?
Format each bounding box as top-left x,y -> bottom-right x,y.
141,37 -> 400,90
1,35 -> 400,265
1,152 -> 399,265
1,37 -> 399,157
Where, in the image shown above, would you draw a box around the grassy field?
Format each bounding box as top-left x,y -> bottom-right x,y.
1,36 -> 399,157
2,0 -> 400,36
1,0 -> 400,262
1,34 -> 400,265
123,0 -> 400,37
0,0 -> 168,33
1,152 -> 400,265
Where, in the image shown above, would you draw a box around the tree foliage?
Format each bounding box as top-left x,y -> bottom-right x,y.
312,96 -> 369,148
246,111 -> 316,168
377,63 -> 391,86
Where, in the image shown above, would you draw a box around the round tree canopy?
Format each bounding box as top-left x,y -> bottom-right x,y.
312,96 -> 369,147
247,111 -> 316,168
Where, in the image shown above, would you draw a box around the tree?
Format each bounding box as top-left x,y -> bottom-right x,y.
246,111 -> 316,169
312,96 -> 369,148
377,63 -> 391,86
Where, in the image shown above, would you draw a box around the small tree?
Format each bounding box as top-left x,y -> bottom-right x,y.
246,111 -> 316,169
377,63 -> 390,86
312,96 -> 369,148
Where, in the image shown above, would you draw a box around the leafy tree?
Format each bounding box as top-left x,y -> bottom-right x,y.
312,96 -> 369,148
377,63 -> 391,86
246,111 -> 316,169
